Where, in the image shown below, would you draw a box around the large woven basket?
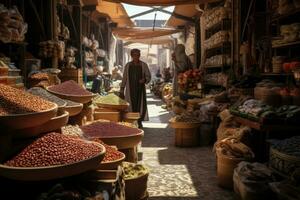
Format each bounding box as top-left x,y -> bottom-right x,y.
269,147 -> 300,177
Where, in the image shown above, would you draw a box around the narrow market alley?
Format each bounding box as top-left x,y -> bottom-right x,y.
140,92 -> 235,200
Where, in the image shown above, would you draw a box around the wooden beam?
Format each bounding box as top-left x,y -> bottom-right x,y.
154,7 -> 195,23
129,8 -> 157,19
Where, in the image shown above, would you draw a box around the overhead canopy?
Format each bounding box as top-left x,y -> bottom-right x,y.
96,1 -> 134,27
103,0 -> 198,6
124,35 -> 174,45
113,27 -> 180,40
165,4 -> 200,27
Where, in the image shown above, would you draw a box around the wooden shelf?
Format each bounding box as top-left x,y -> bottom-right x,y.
205,41 -> 231,51
271,8 -> 300,22
261,73 -> 293,76
205,19 -> 231,39
272,40 -> 300,48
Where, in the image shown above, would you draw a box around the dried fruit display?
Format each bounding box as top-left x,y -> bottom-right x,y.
4,132 -> 103,167
0,84 -> 55,115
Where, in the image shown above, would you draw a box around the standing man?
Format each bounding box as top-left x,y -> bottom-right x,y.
120,49 -> 151,128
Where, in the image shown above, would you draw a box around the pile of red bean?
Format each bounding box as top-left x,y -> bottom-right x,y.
81,121 -> 141,138
49,80 -> 92,96
0,84 -> 55,116
93,139 -> 124,162
4,132 -> 103,167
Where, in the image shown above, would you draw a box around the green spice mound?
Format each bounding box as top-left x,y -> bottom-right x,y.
122,162 -> 148,180
94,94 -> 128,105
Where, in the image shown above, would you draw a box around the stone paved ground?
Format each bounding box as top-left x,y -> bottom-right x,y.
139,92 -> 236,200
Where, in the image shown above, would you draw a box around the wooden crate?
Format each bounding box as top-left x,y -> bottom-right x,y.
59,68 -> 83,85
94,111 -> 121,122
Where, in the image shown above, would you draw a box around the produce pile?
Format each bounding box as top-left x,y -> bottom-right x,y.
4,132 -> 103,167
0,4 -> 27,43
93,139 -> 124,163
93,93 -> 128,105
0,84 -> 55,115
234,162 -> 276,199
232,98 -> 300,123
271,136 -> 300,157
215,138 -> 254,159
81,121 -> 141,138
48,80 -> 92,96
28,87 -> 66,107
122,162 -> 148,180
61,125 -> 84,138
178,69 -> 203,92
169,112 -> 200,123
28,72 -> 51,88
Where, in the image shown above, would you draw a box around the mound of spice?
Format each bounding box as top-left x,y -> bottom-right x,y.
65,99 -> 81,107
81,121 -> 141,138
48,80 -> 92,96
0,84 -> 55,116
93,139 -> 124,163
4,132 -> 103,167
94,93 -> 128,105
122,162 -> 148,179
28,87 -> 66,107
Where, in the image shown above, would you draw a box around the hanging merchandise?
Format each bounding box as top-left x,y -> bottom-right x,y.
39,40 -> 65,61
0,4 -> 28,43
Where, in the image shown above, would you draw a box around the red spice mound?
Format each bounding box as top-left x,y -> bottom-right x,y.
81,121 -> 141,138
4,132 -> 103,167
93,139 -> 124,162
48,80 -> 92,96
0,84 -> 55,116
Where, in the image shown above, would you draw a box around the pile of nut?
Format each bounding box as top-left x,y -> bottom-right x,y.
4,132 -> 103,167
0,84 -> 55,115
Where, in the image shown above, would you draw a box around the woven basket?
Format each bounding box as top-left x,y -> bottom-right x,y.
269,147 -> 300,177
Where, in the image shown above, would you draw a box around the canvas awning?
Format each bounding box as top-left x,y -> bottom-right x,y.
165,4 -> 200,27
103,0 -> 198,6
96,1 -> 134,27
113,27 -> 180,40
124,35 -> 174,45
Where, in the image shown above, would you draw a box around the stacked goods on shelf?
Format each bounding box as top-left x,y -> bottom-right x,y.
39,40 -> 65,61
0,57 -> 23,88
276,0 -> 299,15
233,162 -> 276,200
204,31 -> 231,50
215,138 -> 254,188
269,136 -> 300,177
272,23 -> 300,46
0,4 -> 27,43
272,56 -> 285,73
56,14 -> 70,39
202,1 -> 232,69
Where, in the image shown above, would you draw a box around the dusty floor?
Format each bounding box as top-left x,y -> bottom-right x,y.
139,92 -> 235,200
